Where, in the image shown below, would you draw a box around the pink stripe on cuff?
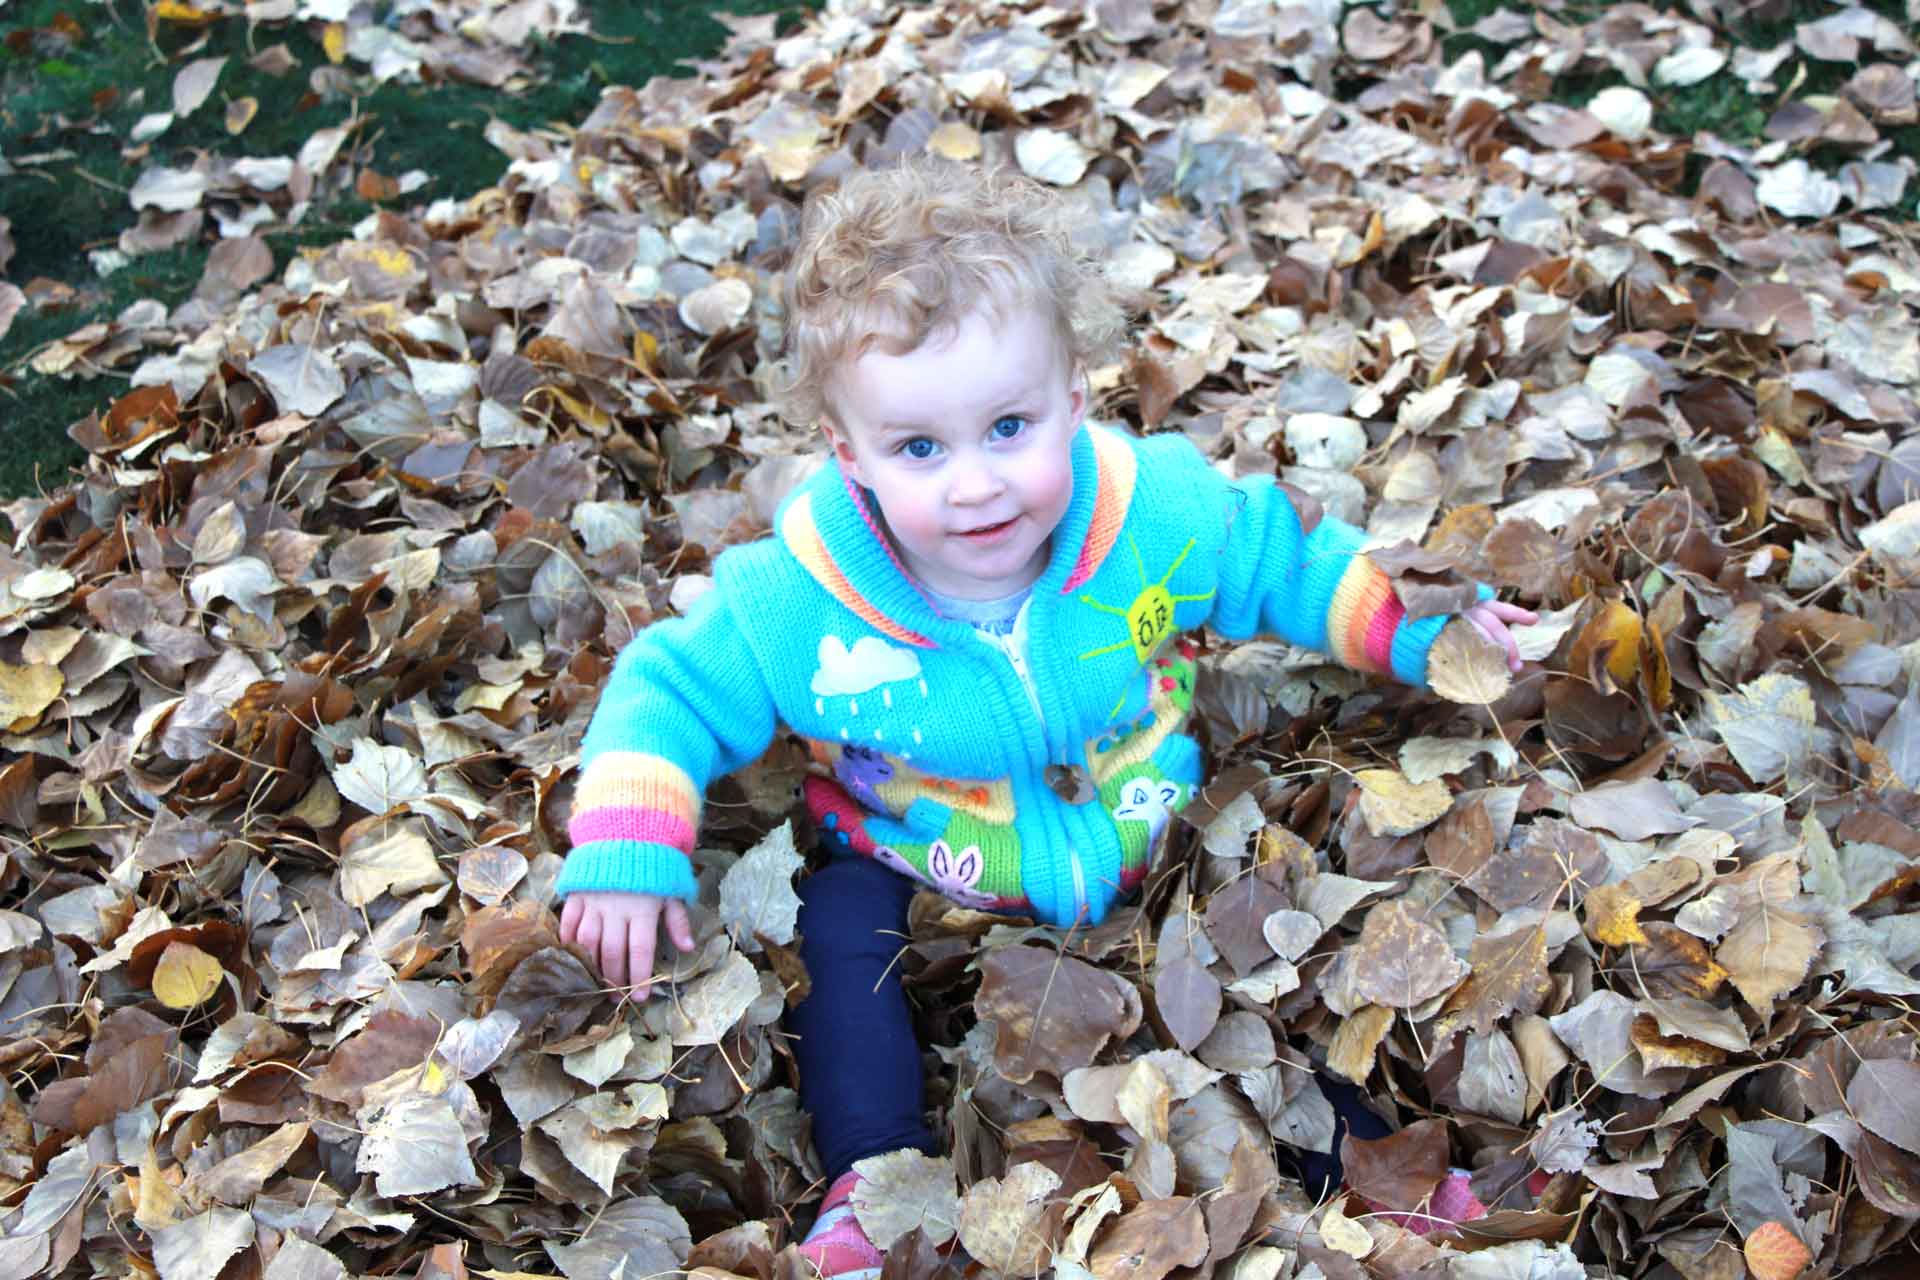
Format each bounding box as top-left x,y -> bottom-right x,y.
569,807 -> 696,853
1363,593 -> 1404,673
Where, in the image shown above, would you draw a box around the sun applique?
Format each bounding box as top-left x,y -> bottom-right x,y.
1077,534 -> 1213,714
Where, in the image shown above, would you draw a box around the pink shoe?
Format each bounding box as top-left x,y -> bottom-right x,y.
1368,1168 -> 1490,1235
1365,1168 -> 1552,1236
799,1171 -> 884,1280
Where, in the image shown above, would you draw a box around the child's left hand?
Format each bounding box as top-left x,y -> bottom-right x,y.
1458,600 -> 1539,673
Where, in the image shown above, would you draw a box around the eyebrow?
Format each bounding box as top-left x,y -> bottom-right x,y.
877,397 -> 1039,435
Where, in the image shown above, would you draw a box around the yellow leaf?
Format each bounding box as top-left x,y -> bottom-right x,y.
152,1 -> 221,25
928,121 -> 983,161
323,22 -> 347,64
0,660 -> 64,731
1327,1005 -> 1394,1084
1583,882 -> 1647,947
225,96 -> 258,135
1318,1201 -> 1373,1258
1570,599 -> 1642,687
134,1145 -> 189,1231
632,329 -> 659,372
1354,768 -> 1452,837
152,941 -> 224,1008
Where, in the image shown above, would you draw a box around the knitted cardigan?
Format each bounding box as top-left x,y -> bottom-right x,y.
557,423 -> 1473,927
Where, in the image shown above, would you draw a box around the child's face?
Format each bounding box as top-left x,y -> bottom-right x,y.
823,302 -> 1084,602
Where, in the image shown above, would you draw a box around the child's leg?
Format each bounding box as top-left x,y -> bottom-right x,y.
789,855 -> 938,1183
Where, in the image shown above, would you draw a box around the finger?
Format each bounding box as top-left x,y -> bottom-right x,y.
597,914 -> 631,990
1492,601 -> 1539,625
664,899 -> 695,952
559,896 -> 583,945
628,906 -> 661,1003
573,908 -> 603,972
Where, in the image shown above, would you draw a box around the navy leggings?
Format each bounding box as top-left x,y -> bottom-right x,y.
788,854 -> 1387,1190
789,855 -> 938,1183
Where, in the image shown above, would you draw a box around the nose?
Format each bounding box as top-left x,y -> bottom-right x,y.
946,449 -> 1005,506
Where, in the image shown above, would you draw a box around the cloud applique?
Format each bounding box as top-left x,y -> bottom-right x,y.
812,634 -> 923,697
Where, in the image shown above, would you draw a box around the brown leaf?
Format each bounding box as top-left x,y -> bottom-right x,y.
1628,924 -> 1732,1001
1436,927 -> 1553,1037
189,1121 -> 309,1206
1351,902 -> 1466,1009
1153,955 -> 1220,1052
1201,871 -> 1289,978
977,945 -> 1142,1084
1086,1197 -> 1208,1280
1343,1117 -> 1449,1210
1848,1059 -> 1920,1154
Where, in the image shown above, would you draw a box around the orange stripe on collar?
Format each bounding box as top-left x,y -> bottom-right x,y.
1062,428 -> 1138,593
781,494 -> 934,648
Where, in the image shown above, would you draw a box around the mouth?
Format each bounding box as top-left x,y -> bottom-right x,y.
956,517 -> 1018,539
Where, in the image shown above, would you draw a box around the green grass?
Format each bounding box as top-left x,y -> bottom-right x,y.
1442,0 -> 1919,214
0,0 -> 812,499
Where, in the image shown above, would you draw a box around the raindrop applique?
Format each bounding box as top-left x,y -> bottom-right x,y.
809,632 -> 932,750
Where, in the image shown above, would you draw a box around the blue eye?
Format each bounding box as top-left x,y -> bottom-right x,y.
901,438 -> 938,460
991,415 -> 1027,440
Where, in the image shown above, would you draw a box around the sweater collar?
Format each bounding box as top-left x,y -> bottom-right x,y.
775,422 -> 1138,649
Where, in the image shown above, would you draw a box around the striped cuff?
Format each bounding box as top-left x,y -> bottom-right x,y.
553,839 -> 700,902
559,751 -> 702,899
1325,556 -> 1402,675
1326,558 -> 1495,688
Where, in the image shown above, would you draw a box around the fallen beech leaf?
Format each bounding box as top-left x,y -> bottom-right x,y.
151,1207 -> 254,1280
1583,882 -> 1648,947
1086,1196 -> 1208,1280
1351,902 -> 1466,1008
1437,927 -> 1554,1036
151,942 -> 223,1009
1353,768 -> 1451,837
1015,129 -> 1094,185
977,945 -> 1142,1082
1342,1117 -> 1448,1210
224,96 -> 257,135
1425,620 -> 1513,704
357,1094 -> 480,1197
1743,1221 -> 1811,1280
851,1149 -> 959,1248
1317,1200 -> 1373,1258
1326,1005 -> 1394,1085
956,1162 -> 1062,1275
0,660 -> 64,730
172,56 -> 226,116
928,121 -> 982,160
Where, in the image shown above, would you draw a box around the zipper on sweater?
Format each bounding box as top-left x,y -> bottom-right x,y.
981,601 -> 1087,922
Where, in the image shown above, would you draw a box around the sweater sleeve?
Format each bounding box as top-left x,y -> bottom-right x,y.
555,588 -> 778,901
1206,468 -> 1479,689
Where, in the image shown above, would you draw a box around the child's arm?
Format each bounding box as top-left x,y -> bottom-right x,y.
1206,467 -> 1531,686
556,588 -> 778,993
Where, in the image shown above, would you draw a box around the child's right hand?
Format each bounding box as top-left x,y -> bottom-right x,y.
559,891 -> 697,1003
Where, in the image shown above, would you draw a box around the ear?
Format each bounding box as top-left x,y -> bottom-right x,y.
1068,363 -> 1088,424
820,418 -> 869,488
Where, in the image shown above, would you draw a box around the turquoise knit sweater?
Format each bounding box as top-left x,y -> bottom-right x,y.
557,423 -> 1463,927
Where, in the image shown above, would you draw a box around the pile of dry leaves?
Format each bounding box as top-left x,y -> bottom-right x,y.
3,1 -> 1920,1278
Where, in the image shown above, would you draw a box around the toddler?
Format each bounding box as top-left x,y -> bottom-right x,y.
555,159 -> 1532,1276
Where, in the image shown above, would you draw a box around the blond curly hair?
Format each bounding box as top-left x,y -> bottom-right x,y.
776,158 -> 1129,426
